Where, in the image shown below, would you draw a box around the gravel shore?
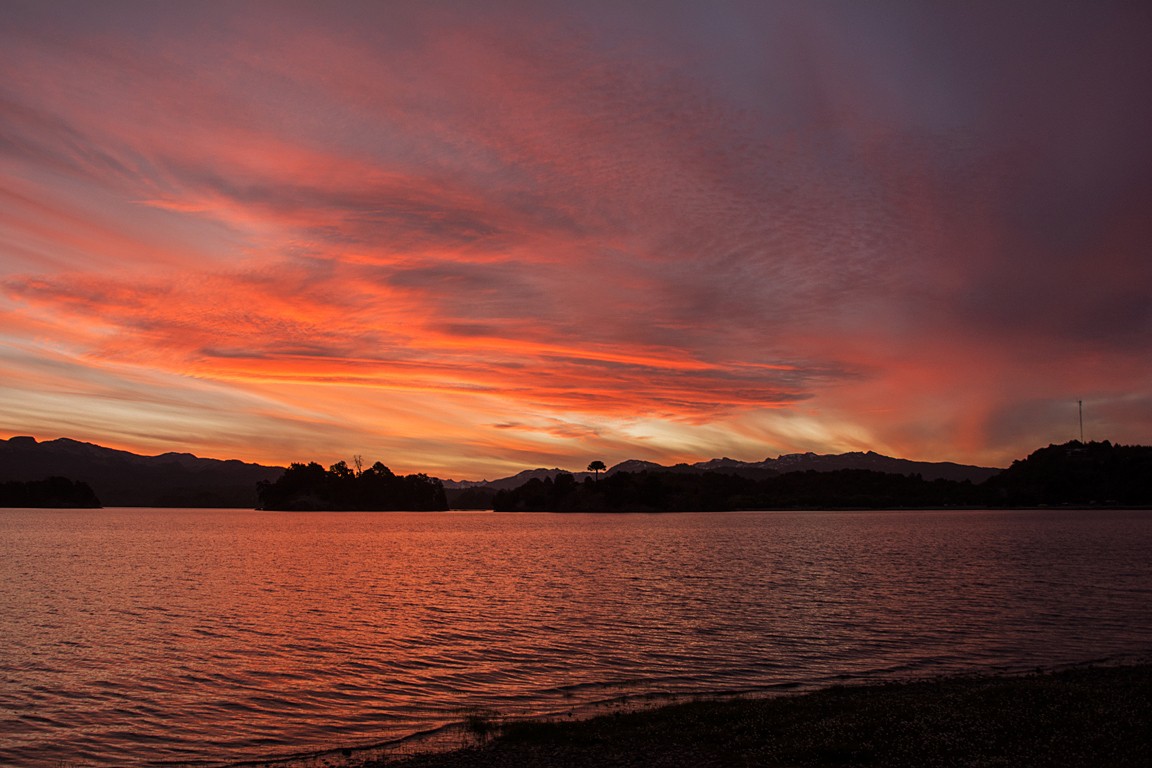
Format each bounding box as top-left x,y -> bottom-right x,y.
352,664 -> 1151,768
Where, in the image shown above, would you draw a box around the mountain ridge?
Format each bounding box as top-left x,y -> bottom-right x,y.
490,441 -> 1152,512
2,435 -> 999,506
441,451 -> 999,489
0,436 -> 284,507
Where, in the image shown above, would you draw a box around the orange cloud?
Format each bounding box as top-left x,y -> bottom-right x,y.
2,2 -> 1151,477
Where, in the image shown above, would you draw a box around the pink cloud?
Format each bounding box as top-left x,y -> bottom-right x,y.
1,2 -> 1150,475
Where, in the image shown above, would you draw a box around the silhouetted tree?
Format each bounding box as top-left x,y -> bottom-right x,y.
329,460 -> 354,480
493,467 -> 987,512
445,486 -> 497,509
0,477 -> 101,508
587,460 -> 606,480
257,459 -> 447,511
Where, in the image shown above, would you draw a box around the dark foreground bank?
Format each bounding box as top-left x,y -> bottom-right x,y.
346,664 -> 1151,768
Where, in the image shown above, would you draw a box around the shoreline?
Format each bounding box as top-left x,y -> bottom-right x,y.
376,663 -> 1152,767
237,662 -> 1151,768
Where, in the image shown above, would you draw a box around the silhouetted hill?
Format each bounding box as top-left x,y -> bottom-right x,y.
11,435 -> 1144,511
985,441 -> 1152,507
493,468 -> 987,512
692,451 -> 998,483
444,467 -> 592,491
607,459 -> 667,475
442,451 -> 996,499
0,436 -> 283,507
491,442 -> 1152,512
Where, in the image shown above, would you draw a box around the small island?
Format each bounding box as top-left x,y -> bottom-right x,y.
0,476 -> 101,508
257,460 -> 448,511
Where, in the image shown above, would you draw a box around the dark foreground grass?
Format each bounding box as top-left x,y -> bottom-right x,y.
367,665 -> 1151,768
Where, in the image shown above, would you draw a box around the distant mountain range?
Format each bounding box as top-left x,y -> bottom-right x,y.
492,441 -> 1152,511
1,435 -> 998,508
0,436 -> 283,507
443,451 -> 998,490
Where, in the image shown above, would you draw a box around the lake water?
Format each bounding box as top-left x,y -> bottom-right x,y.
2,508 -> 1150,767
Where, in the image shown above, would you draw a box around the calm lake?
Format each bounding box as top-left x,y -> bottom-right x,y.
2,508 -> 1150,766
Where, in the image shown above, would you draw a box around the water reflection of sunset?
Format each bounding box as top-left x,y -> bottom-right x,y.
5,508 -> 1150,767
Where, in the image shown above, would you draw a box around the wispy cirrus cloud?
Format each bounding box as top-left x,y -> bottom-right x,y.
1,1 -> 1150,475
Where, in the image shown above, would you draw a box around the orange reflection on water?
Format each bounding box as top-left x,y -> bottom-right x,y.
4,508 -> 1152,767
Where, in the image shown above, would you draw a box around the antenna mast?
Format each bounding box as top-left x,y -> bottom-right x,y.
1078,400 -> 1084,443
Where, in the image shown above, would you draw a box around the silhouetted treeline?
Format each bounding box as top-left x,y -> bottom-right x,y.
492,441 -> 1152,511
492,468 -> 984,512
445,486 -> 498,509
985,441 -> 1152,507
257,460 -> 448,511
0,477 -> 101,508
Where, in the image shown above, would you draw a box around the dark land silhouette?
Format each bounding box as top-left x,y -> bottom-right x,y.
0,436 -> 282,507
442,450 -> 998,492
985,440 -> 1152,507
492,442 -> 1152,512
372,664 -> 1152,768
3,436 -> 1149,510
0,476 -> 101,508
256,460 -> 448,511
446,486 -> 499,510
493,466 -> 986,512
442,451 -> 996,508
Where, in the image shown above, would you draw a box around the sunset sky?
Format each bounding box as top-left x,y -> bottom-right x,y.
2,1 -> 1150,479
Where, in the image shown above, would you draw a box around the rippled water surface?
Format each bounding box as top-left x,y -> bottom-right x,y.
2,508 -> 1150,766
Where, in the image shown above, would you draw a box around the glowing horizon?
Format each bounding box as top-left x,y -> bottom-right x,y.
2,2 -> 1150,479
